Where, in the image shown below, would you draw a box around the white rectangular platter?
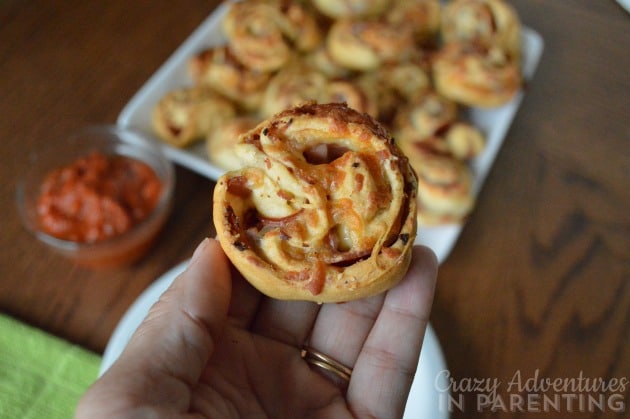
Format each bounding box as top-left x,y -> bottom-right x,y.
117,2 -> 544,264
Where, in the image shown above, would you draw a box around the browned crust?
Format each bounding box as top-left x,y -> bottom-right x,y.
213,102 -> 418,303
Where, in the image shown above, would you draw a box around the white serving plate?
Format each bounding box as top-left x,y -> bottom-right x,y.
117,2 -> 544,263
617,0 -> 630,14
100,259 -> 450,419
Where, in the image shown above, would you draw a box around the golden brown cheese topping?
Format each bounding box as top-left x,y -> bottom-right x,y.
213,102 -> 418,302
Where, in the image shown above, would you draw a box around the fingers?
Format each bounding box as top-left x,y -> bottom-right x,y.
226,263 -> 262,329
226,249 -> 321,345
304,250 -> 431,375
252,299 -> 321,347
78,238 -> 232,415
305,293 -> 385,372
348,246 -> 438,419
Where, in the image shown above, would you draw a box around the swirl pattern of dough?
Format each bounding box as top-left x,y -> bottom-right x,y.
303,46 -> 354,80
324,80 -> 378,119
213,102 -> 418,303
432,42 -> 522,107
207,116 -> 261,171
357,60 -> 432,124
394,92 -> 458,142
261,63 -> 376,119
326,18 -> 415,71
222,1 -> 322,72
398,141 -> 475,225
260,63 -> 329,118
152,86 -> 236,147
387,0 -> 441,45
188,46 -> 270,111
443,122 -> 485,160
441,0 -> 521,60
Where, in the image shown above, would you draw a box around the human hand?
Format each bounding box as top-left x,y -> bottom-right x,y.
76,238 -> 437,419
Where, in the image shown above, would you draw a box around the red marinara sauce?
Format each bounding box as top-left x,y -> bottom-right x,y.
36,151 -> 163,243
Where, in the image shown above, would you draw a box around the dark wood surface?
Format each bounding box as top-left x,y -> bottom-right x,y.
1,1 -> 628,418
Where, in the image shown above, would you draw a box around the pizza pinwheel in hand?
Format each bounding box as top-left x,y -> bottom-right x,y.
213,102 -> 418,303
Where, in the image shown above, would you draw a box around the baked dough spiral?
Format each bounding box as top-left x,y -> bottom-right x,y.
261,63 -> 376,119
394,94 -> 485,160
326,18 -> 415,71
394,92 -> 459,142
387,0 -> 441,45
188,46 -> 271,111
206,116 -> 261,171
443,122 -> 485,160
260,63 -> 329,118
303,46 -> 354,80
355,54 -> 432,123
222,0 -> 322,72
213,102 -> 418,302
432,42 -> 522,107
324,80 -> 379,119
441,0 -> 522,60
398,140 -> 475,225
152,86 -> 236,147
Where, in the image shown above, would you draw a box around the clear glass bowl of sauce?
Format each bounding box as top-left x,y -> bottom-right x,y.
16,125 -> 175,268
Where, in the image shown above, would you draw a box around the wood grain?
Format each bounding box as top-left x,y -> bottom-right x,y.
429,1 -> 630,417
0,0 -> 221,352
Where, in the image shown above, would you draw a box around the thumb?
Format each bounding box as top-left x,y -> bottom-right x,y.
79,238 -> 232,415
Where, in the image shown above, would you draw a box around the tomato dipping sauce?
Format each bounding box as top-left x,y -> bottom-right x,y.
36,151 -> 163,243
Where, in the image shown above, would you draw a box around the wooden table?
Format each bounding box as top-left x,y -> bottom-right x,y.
1,1 -> 628,417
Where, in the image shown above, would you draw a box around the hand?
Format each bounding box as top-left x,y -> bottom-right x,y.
76,238 -> 437,419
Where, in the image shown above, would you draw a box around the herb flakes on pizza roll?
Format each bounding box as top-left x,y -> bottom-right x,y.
213,102 -> 418,303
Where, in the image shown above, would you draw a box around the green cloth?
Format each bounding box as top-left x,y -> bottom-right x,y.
0,314 -> 101,419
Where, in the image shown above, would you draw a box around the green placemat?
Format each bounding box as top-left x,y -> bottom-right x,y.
0,314 -> 101,418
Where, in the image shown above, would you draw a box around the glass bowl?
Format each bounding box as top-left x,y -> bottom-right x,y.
16,125 -> 175,268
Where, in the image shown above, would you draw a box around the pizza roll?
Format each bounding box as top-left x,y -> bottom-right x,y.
206,116 -> 261,171
260,63 -> 329,118
278,0 -> 324,52
441,0 -> 522,61
393,92 -> 459,143
323,80 -> 379,118
188,46 -> 271,111
399,141 -> 475,225
213,102 -> 418,303
443,122 -> 485,160
379,59 -> 433,103
387,0 -> 441,46
356,71 -> 401,124
222,0 -> 322,72
152,86 -> 236,147
326,18 -> 415,71
303,46 -> 354,80
432,42 -> 522,107
356,58 -> 431,124
261,63 -> 376,118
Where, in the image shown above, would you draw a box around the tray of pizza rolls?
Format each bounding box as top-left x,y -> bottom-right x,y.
117,0 -> 543,264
